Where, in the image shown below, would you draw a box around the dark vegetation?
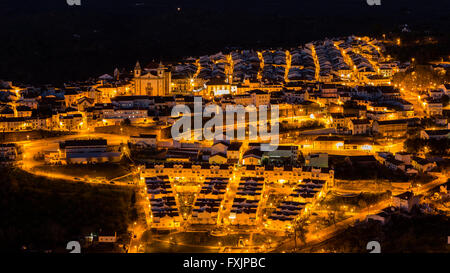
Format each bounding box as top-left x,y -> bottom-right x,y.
321,192 -> 391,211
404,137 -> 450,156
314,212 -> 450,253
280,120 -> 326,132
0,167 -> 135,252
392,65 -> 450,90
329,155 -> 409,181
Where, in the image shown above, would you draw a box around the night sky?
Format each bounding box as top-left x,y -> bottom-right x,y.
0,0 -> 448,84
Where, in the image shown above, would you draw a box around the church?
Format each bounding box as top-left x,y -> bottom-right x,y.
133,61 -> 172,96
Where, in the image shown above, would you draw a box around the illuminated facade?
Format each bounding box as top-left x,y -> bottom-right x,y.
133,61 -> 172,97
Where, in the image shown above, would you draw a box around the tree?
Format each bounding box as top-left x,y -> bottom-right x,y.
404,137 -> 426,154
428,138 -> 450,155
121,118 -> 131,126
327,211 -> 337,227
442,95 -> 449,107
131,191 -> 136,205
293,218 -> 309,251
358,200 -> 367,210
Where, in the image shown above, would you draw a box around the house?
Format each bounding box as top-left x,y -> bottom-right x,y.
150,196 -> 181,229
285,90 -> 309,102
313,136 -> 344,151
289,179 -> 327,203
392,192 -> 421,212
379,63 -> 397,78
395,152 -> 412,164
191,200 -> 221,225
248,89 -> 271,106
205,77 -> 237,96
144,162 -> 234,180
209,152 -> 228,164
76,97 -> 95,111
39,96 -> 66,112
0,117 -> 32,132
110,95 -> 152,109
235,177 -> 264,201
129,134 -> 157,148
16,105 -> 33,118
191,178 -> 228,225
229,198 -> 260,226
16,97 -> 39,109
330,113 -> 346,129
142,175 -> 181,229
411,157 -> 437,172
428,89 -> 445,99
385,156 -> 405,171
98,233 -> 117,243
266,202 -> 306,231
144,176 -> 174,197
349,119 -> 371,135
166,149 -> 197,162
0,107 -> 14,118
63,89 -> 83,107
330,113 -> 358,132
59,113 -> 84,131
433,115 -> 447,126
228,178 -> 264,225
366,212 -> 390,225
226,142 -> 243,163
242,149 -> 263,165
423,99 -> 443,116
211,141 -> 229,155
320,84 -> 338,98
343,139 -> 374,152
103,108 -> 149,124
420,129 -> 450,140
233,94 -> 253,106
262,145 -> 298,164
0,143 -> 21,163
374,151 -> 392,165
372,119 -> 408,138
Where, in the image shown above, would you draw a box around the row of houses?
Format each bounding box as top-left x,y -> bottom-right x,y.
142,162 -> 335,186
139,161 -> 334,230
191,177 -> 229,225
228,177 -> 265,226
266,177 -> 328,231
376,152 -> 438,174
144,176 -> 181,229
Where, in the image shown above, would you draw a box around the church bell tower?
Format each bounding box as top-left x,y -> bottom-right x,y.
134,61 -> 142,78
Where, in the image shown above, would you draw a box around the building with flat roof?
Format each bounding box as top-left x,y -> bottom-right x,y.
58,139 -> 121,164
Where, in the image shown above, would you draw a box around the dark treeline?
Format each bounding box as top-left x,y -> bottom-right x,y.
0,0 -> 449,84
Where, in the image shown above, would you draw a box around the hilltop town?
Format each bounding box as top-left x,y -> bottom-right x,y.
1,35 -> 449,253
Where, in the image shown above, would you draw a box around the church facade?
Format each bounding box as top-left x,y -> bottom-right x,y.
133,61 -> 172,96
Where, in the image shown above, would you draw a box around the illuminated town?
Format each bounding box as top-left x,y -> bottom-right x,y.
1,31 -> 449,253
